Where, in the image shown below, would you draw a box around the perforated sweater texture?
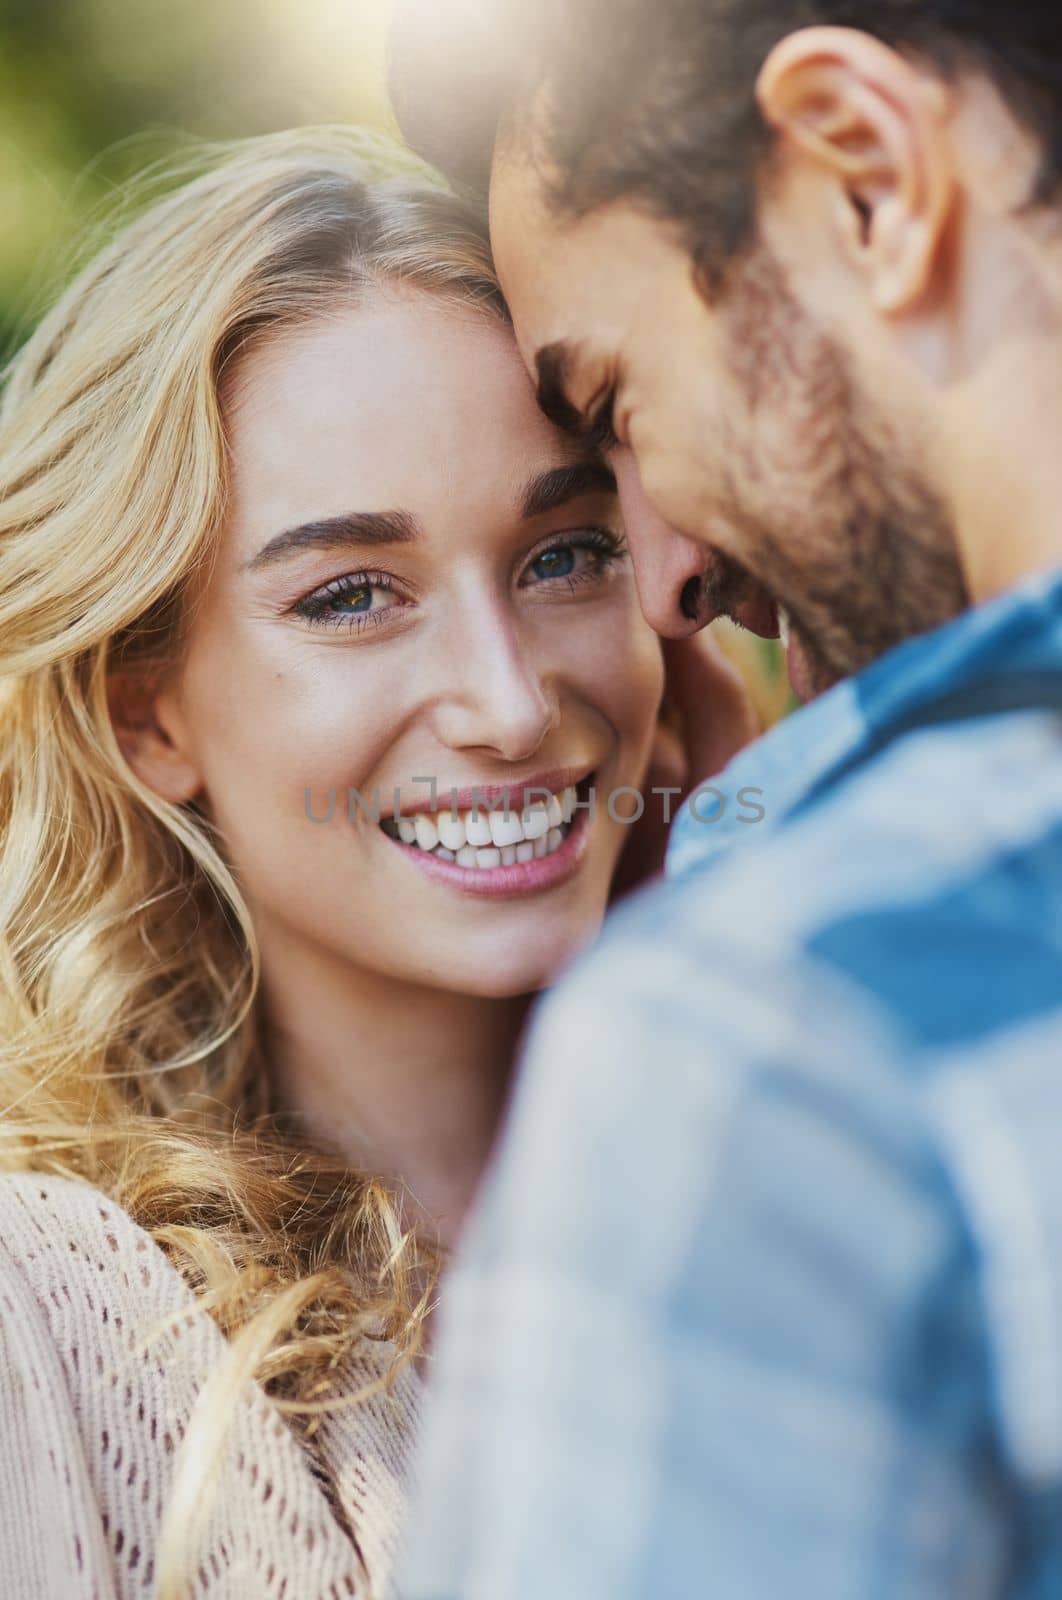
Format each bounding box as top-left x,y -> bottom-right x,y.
0,1172 -> 425,1599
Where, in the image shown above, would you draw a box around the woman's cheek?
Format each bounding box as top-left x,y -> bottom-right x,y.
565,606 -> 664,801
194,641 -> 405,854
618,612 -> 666,768
281,648 -> 405,773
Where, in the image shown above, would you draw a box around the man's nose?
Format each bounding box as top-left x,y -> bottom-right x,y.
612,449 -> 714,639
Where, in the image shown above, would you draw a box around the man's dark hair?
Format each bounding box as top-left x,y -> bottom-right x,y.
390,1 -> 1062,291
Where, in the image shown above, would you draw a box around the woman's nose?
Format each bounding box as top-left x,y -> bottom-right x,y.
612,448 -> 714,639
429,611 -> 559,763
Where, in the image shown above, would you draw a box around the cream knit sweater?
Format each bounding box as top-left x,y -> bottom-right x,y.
0,1171 -> 425,1599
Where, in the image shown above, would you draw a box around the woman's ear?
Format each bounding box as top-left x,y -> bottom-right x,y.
107,669 -> 204,804
755,26 -> 956,313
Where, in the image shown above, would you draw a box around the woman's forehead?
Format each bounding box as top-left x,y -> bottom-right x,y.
228,297 -> 544,454
219,297 -> 610,567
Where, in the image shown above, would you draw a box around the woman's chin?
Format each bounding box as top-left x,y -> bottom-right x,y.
455,958 -> 577,1001
441,918 -> 606,1001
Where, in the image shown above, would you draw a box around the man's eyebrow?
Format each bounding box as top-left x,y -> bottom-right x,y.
242,510 -> 420,573
520,461 -> 617,519
535,341 -> 618,453
534,341 -> 587,436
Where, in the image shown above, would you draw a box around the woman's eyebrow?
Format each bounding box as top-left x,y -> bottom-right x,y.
520,461 -> 617,520
242,509 -> 421,573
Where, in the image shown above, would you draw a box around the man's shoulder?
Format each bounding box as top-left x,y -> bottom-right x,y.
696,703 -> 1057,925
746,703 -> 1062,1047
559,703 -> 1062,1058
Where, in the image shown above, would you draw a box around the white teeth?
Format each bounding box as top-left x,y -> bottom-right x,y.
464,811 -> 493,848
777,606 -> 791,649
389,783 -> 585,868
489,809 -> 525,849
436,813 -> 467,852
522,805 -> 551,842
413,814 -> 439,852
402,821 -> 570,869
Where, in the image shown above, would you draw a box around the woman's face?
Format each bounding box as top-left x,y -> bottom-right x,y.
155,292 -> 663,997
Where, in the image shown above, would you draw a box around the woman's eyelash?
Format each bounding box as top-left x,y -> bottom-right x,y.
521,526 -> 628,588
290,570 -> 401,632
290,528 -> 628,633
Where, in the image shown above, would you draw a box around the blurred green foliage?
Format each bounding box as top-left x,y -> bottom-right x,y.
0,0 -> 395,353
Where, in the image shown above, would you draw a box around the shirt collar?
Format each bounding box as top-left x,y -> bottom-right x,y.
667,562 -> 1062,882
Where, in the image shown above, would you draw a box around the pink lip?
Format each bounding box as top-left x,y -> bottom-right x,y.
381,766 -> 593,820
382,804 -> 593,899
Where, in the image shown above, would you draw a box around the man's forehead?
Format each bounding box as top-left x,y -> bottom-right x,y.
488,144 -> 562,275
488,134 -> 689,405
489,145 -> 674,312
488,150 -> 572,372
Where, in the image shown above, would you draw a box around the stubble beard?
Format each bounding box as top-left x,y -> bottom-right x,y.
705,247 -> 970,696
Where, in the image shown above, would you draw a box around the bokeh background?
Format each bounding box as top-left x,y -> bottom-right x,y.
0,0 -> 791,721
0,0 -> 398,351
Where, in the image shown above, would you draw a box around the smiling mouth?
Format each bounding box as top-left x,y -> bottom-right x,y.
380,778 -> 587,871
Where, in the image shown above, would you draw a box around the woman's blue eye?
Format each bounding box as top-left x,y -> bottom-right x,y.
531,547 -> 576,581
523,529 -> 626,589
292,573 -> 399,630
335,584 -> 373,614
293,529 -> 626,632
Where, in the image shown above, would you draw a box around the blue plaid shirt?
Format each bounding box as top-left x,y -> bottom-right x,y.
396,566 -> 1062,1600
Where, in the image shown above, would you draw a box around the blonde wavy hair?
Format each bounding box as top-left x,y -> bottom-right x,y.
0,126 -> 509,1594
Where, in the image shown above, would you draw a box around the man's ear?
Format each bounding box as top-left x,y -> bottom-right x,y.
755,26 -> 955,312
107,669 -> 204,805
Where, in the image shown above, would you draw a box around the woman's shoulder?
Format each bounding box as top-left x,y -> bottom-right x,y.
0,1171 -> 420,1595
0,1173 -> 133,1596
0,1169 -> 185,1315
0,1170 -> 373,1593
0,1166 -> 150,1239
0,1168 -> 218,1426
